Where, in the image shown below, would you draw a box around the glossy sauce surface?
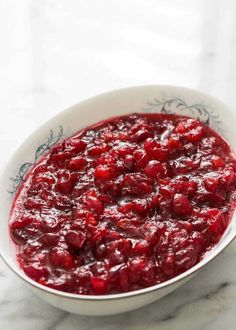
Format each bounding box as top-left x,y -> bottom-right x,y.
9,113 -> 236,295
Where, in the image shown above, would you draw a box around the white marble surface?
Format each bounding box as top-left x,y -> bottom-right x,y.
1,0 -> 236,329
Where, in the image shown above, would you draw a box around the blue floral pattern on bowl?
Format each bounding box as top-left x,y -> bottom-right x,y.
144,97 -> 223,134
8,126 -> 64,195
8,96 -> 223,196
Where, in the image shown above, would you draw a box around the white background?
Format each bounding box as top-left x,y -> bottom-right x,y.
1,1 -> 236,329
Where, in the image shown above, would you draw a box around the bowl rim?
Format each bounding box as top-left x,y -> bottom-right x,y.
1,228 -> 235,301
1,84 -> 236,301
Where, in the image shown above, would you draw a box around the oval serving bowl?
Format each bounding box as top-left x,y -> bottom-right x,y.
0,85 -> 236,316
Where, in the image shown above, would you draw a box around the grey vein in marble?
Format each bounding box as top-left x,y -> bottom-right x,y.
1,0 -> 236,329
1,244 -> 236,330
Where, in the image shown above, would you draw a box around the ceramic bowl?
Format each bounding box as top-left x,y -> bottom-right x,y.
0,85 -> 236,316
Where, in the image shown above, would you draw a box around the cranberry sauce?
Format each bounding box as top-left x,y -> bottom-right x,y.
9,113 -> 236,295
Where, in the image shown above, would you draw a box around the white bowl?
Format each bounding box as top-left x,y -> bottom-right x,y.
0,85 -> 236,316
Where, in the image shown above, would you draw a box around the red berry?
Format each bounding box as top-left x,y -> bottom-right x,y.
85,193 -> 104,215
11,216 -> 33,230
49,248 -> 75,269
204,176 -> 219,192
119,268 -> 129,292
133,241 -> 151,255
39,233 -> 59,246
87,143 -> 109,157
90,277 -> 108,294
24,265 -> 48,281
55,172 -> 77,195
133,149 -> 149,169
172,193 -> 192,216
69,139 -> 87,151
67,157 -> 87,170
211,155 -> 224,169
94,165 -> 116,180
65,230 -> 86,249
144,138 -> 168,161
123,154 -> 135,170
144,160 -> 164,178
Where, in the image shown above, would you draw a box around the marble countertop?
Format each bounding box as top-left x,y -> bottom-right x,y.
1,0 -> 236,329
